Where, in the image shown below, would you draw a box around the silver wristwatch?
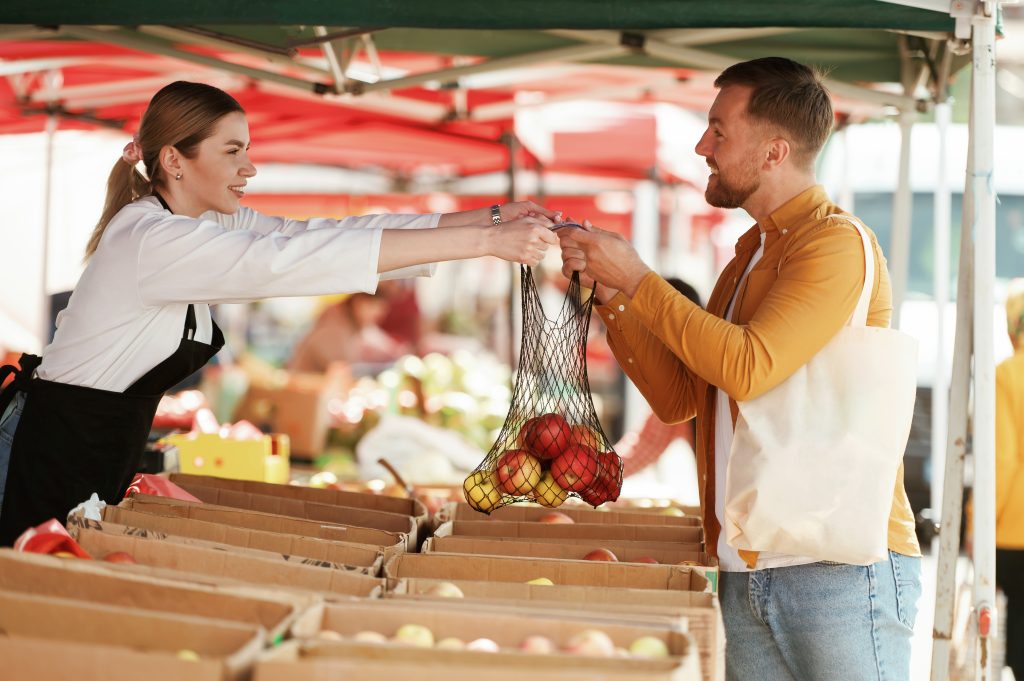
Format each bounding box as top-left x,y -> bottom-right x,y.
490,204 -> 502,226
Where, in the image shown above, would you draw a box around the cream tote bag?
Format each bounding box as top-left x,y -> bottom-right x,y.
723,217 -> 918,565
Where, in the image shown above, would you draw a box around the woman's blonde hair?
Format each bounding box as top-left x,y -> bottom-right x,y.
85,81 -> 244,259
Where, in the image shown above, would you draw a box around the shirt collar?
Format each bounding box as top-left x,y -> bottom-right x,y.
760,184 -> 829,235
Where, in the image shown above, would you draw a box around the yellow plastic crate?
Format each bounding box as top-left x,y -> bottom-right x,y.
163,432 -> 290,484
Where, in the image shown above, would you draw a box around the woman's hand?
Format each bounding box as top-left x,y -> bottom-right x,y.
487,216 -> 558,267
501,201 -> 562,223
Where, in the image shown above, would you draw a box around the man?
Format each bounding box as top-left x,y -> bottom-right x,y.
559,57 -> 921,680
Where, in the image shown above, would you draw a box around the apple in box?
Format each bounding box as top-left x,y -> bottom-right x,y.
550,444 -> 599,492
496,449 -> 542,495
520,413 -> 572,460
583,548 -> 618,562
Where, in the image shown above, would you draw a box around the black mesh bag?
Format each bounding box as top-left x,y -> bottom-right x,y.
463,265 -> 622,513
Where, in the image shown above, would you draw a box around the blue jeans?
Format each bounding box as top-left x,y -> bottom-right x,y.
719,551 -> 921,681
0,391 -> 25,516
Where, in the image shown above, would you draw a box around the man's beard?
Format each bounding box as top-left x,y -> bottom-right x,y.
705,162 -> 760,209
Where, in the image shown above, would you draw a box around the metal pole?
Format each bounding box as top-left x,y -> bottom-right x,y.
931,99 -> 952,529
39,112 -> 56,346
622,179 -> 659,433
890,108 -> 915,330
505,133 -> 520,372
970,5 -> 998,678
930,86 -> 974,681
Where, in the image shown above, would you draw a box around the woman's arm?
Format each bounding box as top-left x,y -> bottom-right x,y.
377,217 -> 557,273
437,201 -> 561,228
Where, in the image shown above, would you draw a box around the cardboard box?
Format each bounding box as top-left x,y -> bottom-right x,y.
170,472 -> 430,537
440,500 -> 701,526
180,483 -> 419,547
287,600 -> 701,680
384,553 -> 710,592
234,367 -> 349,458
123,493 -> 408,554
386,579 -> 724,681
254,640 -> 688,681
425,529 -> 719,592
71,527 -> 385,598
92,506 -> 389,572
0,590 -> 263,681
164,432 -> 290,484
437,518 -> 703,545
0,549 -> 302,641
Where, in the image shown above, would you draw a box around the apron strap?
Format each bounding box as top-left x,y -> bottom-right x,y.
0,353 -> 41,415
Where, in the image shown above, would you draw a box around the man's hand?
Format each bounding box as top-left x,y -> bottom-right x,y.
557,220 -> 651,298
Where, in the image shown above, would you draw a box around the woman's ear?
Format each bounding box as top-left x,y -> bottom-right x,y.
159,145 -> 182,178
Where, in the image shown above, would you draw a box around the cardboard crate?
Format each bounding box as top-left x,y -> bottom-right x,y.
180,483 -> 420,547
170,473 -> 430,537
425,527 -> 718,591
123,493 -> 409,554
437,518 -> 703,545
71,528 -> 385,598
286,599 -> 701,680
165,432 -> 290,484
92,506 -> 389,572
384,553 -> 710,592
0,590 -> 263,681
0,549 -> 303,641
254,640 -> 686,681
440,500 -> 701,526
386,578 -> 724,681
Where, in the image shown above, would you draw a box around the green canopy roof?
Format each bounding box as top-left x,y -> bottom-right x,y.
1,0 -> 955,31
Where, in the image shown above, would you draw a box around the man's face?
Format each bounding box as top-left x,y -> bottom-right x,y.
694,85 -> 765,210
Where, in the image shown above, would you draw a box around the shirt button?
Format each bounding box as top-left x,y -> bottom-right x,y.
618,305 -> 625,312
627,358 -> 634,364
607,313 -> 616,320
782,229 -> 788,234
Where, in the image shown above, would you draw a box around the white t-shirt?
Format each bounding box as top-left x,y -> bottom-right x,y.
714,230 -> 818,572
39,196 -> 439,392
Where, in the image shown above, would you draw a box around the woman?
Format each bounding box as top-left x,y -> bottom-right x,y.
0,81 -> 558,544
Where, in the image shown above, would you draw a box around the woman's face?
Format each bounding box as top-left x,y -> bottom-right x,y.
177,111 -> 257,215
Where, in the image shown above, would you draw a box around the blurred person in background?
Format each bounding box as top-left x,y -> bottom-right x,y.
996,278 -> 1024,680
288,292 -> 407,373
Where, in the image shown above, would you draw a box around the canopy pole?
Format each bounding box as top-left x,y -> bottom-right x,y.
39,111 -> 56,346
930,82 -> 974,681
622,179 -> 659,433
931,98 -> 952,529
889,107 -> 915,330
970,4 -> 998,679
505,132 -> 521,371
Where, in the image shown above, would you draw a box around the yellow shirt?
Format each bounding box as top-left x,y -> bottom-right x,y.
996,351 -> 1024,548
598,185 -> 921,564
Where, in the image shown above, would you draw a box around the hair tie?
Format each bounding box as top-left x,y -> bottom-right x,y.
121,135 -> 143,166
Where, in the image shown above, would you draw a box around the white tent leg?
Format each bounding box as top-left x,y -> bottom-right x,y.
930,89 -> 975,681
970,5 -> 998,679
39,110 -> 56,346
931,99 -> 952,528
622,180 -> 659,433
889,108 -> 915,330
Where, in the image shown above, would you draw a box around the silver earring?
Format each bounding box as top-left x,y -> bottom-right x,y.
175,173 -> 182,181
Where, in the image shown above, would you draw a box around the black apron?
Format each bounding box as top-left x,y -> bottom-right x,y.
0,194 -> 224,546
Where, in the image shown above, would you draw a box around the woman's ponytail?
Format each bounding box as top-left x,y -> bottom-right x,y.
84,160 -> 150,260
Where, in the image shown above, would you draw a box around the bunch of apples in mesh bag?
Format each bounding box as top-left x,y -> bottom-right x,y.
464,412 -> 622,512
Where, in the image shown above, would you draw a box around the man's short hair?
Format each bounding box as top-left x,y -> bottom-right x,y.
715,57 -> 834,167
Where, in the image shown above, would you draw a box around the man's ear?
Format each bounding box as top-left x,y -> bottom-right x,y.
764,137 -> 791,169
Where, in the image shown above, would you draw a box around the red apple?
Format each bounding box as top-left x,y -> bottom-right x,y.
550,444 -> 599,492
569,424 -> 603,449
583,548 -> 618,562
537,511 -> 574,524
496,449 -> 542,496
520,413 -> 572,460
633,556 -> 660,564
102,551 -> 137,565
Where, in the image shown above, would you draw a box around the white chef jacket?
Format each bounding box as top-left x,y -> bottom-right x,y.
38,195 -> 440,392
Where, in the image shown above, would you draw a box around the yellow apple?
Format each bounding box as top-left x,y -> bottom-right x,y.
533,471 -> 568,508
463,470 -> 503,513
629,635 -> 670,658
526,577 -> 554,586
393,624 -> 435,648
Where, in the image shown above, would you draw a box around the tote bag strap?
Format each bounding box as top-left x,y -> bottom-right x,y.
833,216 -> 875,329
